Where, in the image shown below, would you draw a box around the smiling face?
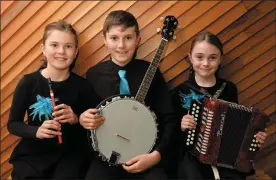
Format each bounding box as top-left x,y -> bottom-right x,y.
41,30 -> 78,71
189,40 -> 222,80
104,25 -> 140,66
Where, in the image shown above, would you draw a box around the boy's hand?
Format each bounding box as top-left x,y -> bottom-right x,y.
79,109 -> 104,129
122,151 -> 161,173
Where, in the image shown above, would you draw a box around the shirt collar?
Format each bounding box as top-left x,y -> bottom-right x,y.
109,58 -> 136,72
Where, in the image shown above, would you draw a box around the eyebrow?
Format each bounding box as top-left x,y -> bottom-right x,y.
49,41 -> 75,44
195,53 -> 219,56
107,33 -> 134,36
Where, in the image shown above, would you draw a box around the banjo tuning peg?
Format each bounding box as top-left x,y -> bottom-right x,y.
156,28 -> 161,33
173,35 -> 177,41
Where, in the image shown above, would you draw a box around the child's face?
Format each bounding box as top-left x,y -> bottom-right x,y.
189,41 -> 222,79
41,30 -> 78,71
104,25 -> 140,66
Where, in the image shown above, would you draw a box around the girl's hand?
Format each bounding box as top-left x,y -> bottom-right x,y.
53,104 -> 78,124
181,114 -> 197,131
36,120 -> 61,139
256,130 -> 267,147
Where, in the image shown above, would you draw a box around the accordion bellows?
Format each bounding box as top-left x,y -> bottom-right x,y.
186,98 -> 269,173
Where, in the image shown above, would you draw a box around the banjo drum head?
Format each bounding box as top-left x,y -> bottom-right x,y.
91,96 -> 157,164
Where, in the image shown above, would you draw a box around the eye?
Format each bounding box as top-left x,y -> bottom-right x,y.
126,36 -> 132,40
210,56 -> 218,60
110,36 -> 117,41
66,44 -> 73,49
196,56 -> 203,60
51,43 -> 58,47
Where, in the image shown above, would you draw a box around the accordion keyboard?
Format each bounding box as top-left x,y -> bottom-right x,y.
186,102 -> 199,146
187,100 -> 214,155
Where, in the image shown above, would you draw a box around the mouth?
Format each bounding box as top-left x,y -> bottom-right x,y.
55,57 -> 67,60
116,51 -> 128,55
200,68 -> 212,70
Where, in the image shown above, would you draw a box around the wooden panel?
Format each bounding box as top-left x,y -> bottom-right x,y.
0,1 -> 31,31
1,1 -> 47,46
1,1 -> 275,179
1,1 -> 14,15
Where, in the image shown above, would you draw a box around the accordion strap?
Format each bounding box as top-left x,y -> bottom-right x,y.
185,81 -> 226,99
211,165 -> 220,180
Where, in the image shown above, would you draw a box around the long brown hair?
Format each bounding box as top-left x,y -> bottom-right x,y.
40,20 -> 78,71
189,31 -> 223,80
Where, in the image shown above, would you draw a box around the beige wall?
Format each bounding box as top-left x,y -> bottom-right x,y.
1,1 -> 275,179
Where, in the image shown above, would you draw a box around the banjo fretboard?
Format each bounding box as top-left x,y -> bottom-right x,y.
135,38 -> 168,103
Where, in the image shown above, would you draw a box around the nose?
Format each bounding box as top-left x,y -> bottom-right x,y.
118,39 -> 125,48
57,46 -> 65,54
202,59 -> 209,66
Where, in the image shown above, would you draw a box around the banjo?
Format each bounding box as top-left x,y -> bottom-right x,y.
90,16 -> 178,165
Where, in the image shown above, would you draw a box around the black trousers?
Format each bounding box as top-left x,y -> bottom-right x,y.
178,153 -> 248,180
85,157 -> 169,180
11,152 -> 89,180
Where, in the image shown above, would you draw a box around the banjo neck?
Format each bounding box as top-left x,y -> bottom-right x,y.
135,38 -> 168,103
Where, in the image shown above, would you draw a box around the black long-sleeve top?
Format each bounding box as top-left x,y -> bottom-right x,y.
8,71 -> 99,163
86,59 -> 176,156
171,75 -> 238,155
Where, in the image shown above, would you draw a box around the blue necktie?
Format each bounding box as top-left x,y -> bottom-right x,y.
118,70 -> 131,95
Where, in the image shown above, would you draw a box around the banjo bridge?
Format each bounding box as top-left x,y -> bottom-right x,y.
115,133 -> 130,141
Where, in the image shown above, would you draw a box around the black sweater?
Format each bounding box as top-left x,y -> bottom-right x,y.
8,71 -> 99,163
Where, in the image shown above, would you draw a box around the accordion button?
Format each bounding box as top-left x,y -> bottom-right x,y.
192,111 -> 195,115
253,139 -> 255,142
188,131 -> 191,134
186,142 -> 190,145
253,149 -> 256,151
193,104 -> 196,107
249,148 -> 252,151
192,133 -> 195,137
193,108 -> 195,111
191,137 -> 194,140
188,135 -> 191,138
190,141 -> 193,144
193,130 -> 196,132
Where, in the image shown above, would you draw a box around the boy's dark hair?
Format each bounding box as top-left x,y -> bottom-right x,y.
189,32 -> 223,79
40,20 -> 78,71
103,10 -> 140,37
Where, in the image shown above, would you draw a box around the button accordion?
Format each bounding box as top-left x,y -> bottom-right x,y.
186,98 -> 269,173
